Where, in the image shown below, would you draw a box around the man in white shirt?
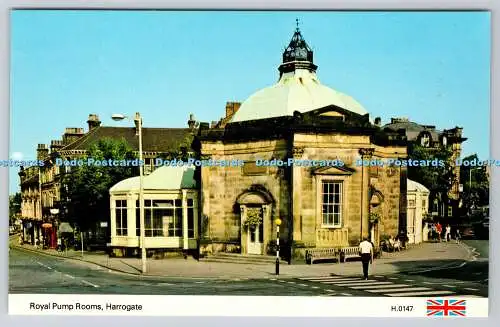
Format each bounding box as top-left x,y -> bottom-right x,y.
359,237 -> 374,280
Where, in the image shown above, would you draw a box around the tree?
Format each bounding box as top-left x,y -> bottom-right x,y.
60,138 -> 137,231
459,154 -> 489,217
407,144 -> 456,215
9,192 -> 21,225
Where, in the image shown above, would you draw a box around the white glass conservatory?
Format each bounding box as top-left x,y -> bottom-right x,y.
109,166 -> 198,255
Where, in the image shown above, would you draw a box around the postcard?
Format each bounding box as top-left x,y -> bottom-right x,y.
8,10 -> 490,317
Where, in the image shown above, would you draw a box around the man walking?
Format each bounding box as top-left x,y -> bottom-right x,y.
359,237 -> 374,280
436,222 -> 442,242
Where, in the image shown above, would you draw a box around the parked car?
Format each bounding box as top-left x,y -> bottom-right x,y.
460,225 -> 475,239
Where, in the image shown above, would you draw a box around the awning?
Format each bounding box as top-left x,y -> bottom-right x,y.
58,222 -> 74,233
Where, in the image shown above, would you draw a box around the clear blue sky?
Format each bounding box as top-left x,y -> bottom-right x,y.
9,10 -> 491,194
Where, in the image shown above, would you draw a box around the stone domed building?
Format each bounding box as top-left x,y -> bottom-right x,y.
196,26 -> 410,261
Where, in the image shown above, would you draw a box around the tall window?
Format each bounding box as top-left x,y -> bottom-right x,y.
136,199 -> 183,237
321,181 -> 343,227
187,199 -> 195,238
115,200 -> 128,236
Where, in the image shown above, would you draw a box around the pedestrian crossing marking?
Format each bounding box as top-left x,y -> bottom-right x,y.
301,276 -> 351,281
295,276 -> 475,298
464,287 -> 479,291
298,283 -> 308,287
386,290 -> 454,297
374,275 -> 384,278
332,281 -> 393,287
322,279 -> 372,284
351,284 -> 409,290
367,287 -> 431,294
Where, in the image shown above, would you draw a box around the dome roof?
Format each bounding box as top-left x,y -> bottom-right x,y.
110,166 -> 196,193
407,179 -> 430,194
230,24 -> 368,123
230,69 -> 368,122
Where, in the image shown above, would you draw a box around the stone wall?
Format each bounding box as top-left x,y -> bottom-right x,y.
199,133 -> 407,257
200,140 -> 291,254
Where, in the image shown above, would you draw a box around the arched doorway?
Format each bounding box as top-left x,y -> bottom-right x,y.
369,187 -> 384,246
236,186 -> 274,255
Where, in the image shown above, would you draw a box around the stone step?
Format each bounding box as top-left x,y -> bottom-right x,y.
200,258 -> 274,265
201,252 -> 286,265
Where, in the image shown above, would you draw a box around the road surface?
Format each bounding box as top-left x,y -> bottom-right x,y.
9,246 -> 487,297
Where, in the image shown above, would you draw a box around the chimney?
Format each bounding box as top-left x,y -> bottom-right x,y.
50,140 -> 64,153
87,114 -> 101,131
391,117 -> 409,124
62,127 -> 85,145
374,117 -> 381,127
187,113 -> 197,130
37,144 -> 49,160
225,102 -> 241,118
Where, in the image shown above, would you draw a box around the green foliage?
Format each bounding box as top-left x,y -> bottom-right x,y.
60,138 -> 136,230
369,212 -> 380,224
242,208 -> 263,229
459,154 -> 489,213
407,145 -> 455,207
9,192 -> 22,223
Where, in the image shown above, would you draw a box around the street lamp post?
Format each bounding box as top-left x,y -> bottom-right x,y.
112,112 -> 147,273
275,218 -> 282,276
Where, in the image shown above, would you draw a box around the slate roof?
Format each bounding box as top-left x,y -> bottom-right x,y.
382,121 -> 441,142
60,126 -> 194,152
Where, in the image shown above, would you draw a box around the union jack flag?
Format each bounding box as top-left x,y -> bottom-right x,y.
426,299 -> 467,317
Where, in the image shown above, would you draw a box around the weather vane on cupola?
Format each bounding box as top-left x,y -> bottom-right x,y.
278,18 -> 318,76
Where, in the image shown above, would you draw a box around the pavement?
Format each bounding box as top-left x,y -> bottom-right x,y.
9,236 -> 476,279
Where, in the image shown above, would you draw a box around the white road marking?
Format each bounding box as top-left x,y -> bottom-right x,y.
46,266 -> 52,270
270,278 -> 276,281
64,274 -> 75,279
326,289 -> 336,292
386,290 -> 454,297
81,280 -> 99,288
351,284 -> 409,290
423,281 -> 437,285
157,283 -> 174,286
195,281 -> 205,284
322,278 -> 364,284
311,286 -> 320,289
367,287 -> 431,294
455,281 -> 466,284
301,276 -> 348,281
334,281 -> 393,287
442,285 -> 456,288
341,293 -> 352,296
287,281 -> 296,284
388,277 -> 398,280
374,275 -> 384,278
464,288 -> 479,291
299,284 -> 308,287
404,279 -> 415,282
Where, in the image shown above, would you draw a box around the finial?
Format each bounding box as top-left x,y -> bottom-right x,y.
296,18 -> 300,30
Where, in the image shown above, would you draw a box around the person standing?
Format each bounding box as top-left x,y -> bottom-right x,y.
445,224 -> 451,242
359,237 -> 374,280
